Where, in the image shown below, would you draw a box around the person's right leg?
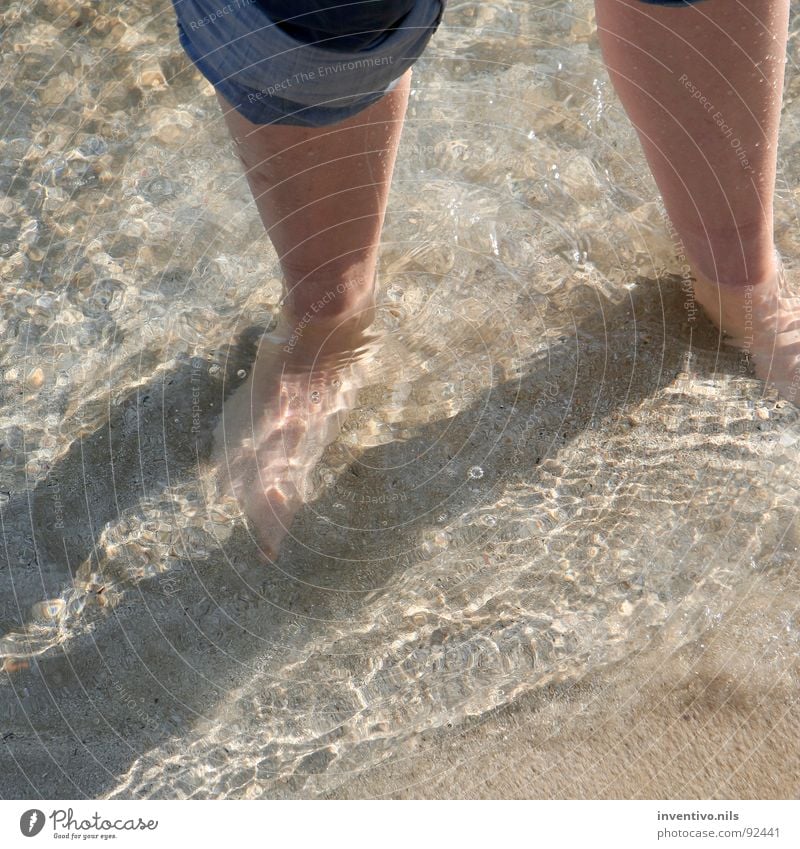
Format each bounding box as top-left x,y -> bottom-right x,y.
213,78 -> 412,559
174,0 -> 440,337
596,0 -> 800,399
216,70 -> 410,340
171,0 -> 444,557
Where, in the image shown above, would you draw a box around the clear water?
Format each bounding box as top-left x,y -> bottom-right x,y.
1,0 -> 799,798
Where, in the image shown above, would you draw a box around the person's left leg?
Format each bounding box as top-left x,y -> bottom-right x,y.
596,0 -> 800,400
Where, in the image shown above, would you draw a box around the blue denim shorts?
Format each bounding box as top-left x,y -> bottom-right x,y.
172,0 -> 446,127
172,0 -> 704,127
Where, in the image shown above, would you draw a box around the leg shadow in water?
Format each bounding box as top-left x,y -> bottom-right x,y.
1,277 -> 784,798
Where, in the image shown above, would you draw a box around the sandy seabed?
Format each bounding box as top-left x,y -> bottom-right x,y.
0,0 -> 799,798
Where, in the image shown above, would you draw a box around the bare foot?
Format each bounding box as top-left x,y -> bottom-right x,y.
691,259 -> 800,405
212,311 -> 378,560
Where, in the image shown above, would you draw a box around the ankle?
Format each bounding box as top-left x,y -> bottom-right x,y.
681,230 -> 779,291
278,292 -> 375,341
691,247 -> 782,296
271,293 -> 377,366
280,270 -> 376,319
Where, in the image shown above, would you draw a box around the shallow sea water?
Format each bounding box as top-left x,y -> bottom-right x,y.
1,0 -> 799,798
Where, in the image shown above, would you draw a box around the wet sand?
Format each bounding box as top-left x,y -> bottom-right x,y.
1,0 -> 799,799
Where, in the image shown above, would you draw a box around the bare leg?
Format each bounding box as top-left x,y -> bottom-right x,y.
213,72 -> 411,559
596,0 -> 800,399
218,69 -> 411,325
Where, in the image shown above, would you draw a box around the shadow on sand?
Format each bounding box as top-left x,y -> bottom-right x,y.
0,276 -> 746,797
